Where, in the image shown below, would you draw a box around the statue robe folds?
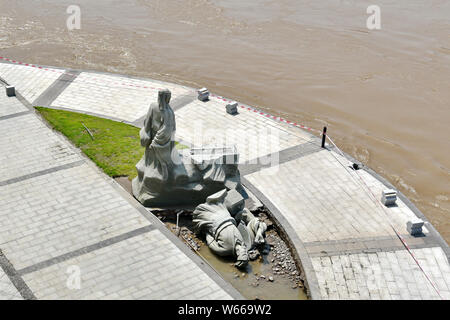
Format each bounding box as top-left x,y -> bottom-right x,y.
132,89 -> 244,207
137,90 -> 177,184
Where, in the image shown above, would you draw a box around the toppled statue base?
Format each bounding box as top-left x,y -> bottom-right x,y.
132,89 -> 243,207
132,147 -> 243,207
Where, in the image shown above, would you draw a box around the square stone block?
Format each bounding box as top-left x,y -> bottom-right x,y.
197,87 -> 209,101
407,218 -> 424,236
381,189 -> 397,206
226,101 -> 238,115
6,86 -> 15,97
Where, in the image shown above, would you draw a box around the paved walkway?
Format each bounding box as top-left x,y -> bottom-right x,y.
0,60 -> 449,300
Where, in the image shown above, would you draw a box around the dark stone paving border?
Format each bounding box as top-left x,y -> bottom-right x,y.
0,160 -> 85,187
240,141 -> 323,176
0,110 -> 31,122
241,176 -> 322,300
32,70 -> 81,107
171,91 -> 198,112
304,234 -> 443,258
18,225 -> 156,276
0,250 -> 36,300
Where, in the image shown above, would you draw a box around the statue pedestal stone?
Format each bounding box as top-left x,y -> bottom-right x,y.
132,146 -> 244,208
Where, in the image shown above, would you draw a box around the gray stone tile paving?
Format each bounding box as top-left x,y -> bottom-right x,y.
311,247 -> 450,300
51,71 -> 192,122
0,84 -> 29,118
0,114 -> 82,182
304,234 -> 441,257
0,62 -> 448,300
175,98 -> 314,162
33,70 -> 82,107
0,163 -> 150,270
239,141 -> 322,176
0,62 -> 62,103
245,150 -> 422,242
0,267 -> 22,300
22,229 -> 232,300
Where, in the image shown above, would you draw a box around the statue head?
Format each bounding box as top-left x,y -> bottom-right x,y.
158,89 -> 171,110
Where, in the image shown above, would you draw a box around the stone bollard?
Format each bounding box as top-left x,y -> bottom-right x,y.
226,101 -> 238,115
407,218 -> 424,236
198,87 -> 209,101
6,86 -> 15,97
381,189 -> 397,206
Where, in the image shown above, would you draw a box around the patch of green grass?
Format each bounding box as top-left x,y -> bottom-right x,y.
36,107 -> 184,180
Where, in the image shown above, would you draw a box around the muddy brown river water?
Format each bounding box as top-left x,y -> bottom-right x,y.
1,0 -> 449,242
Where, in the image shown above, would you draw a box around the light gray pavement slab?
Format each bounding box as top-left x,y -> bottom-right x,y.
0,61 -> 449,300
311,247 -> 450,300
51,71 -> 192,122
174,97 -> 315,163
0,113 -> 82,182
0,265 -> 23,300
239,141 -> 322,176
22,229 -> 232,300
0,250 -> 35,300
0,84 -> 29,118
245,150 -> 423,243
